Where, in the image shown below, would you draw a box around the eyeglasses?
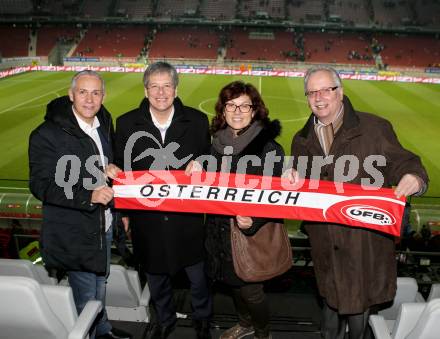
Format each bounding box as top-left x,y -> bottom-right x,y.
305,86 -> 339,98
224,103 -> 254,113
147,83 -> 174,93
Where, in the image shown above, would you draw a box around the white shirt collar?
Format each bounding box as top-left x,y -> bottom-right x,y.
72,106 -> 100,133
150,106 -> 174,130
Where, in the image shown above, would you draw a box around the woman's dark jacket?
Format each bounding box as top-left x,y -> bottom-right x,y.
205,120 -> 284,286
114,97 -> 211,275
29,96 -> 114,274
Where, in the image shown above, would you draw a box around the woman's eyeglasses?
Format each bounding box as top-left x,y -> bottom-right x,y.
224,103 -> 254,113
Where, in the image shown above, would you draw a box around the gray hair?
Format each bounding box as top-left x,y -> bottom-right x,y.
143,61 -> 179,89
70,70 -> 105,92
304,66 -> 342,94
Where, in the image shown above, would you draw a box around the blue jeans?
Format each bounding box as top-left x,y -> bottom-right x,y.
68,226 -> 112,338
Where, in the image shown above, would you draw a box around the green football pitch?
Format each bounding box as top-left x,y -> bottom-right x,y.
1,71 -> 439,194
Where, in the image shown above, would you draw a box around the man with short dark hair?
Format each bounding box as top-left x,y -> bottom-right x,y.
288,66 -> 428,339
114,62 -> 212,339
29,70 -> 131,339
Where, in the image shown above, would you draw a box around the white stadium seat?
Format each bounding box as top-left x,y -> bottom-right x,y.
105,264 -> 151,322
0,275 -> 101,339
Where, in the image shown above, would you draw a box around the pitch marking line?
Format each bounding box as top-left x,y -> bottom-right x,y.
0,87 -> 68,115
0,187 -> 28,190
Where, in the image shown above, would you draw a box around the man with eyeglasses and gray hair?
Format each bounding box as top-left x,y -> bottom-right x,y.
286,66 -> 428,339
114,62 -> 212,339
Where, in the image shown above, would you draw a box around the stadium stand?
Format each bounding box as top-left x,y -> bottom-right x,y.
225,27 -> 297,62
328,0 -> 372,26
115,0 -> 153,20
35,26 -> 80,57
371,0 -> 413,27
199,0 -> 237,20
34,0 -> 80,17
0,0 -> 32,15
303,31 -> 375,65
155,0 -> 199,18
414,0 -> 440,28
237,0 -> 285,20
372,33 -> 440,68
73,25 -> 147,58
82,0 -> 111,19
286,0 -> 324,23
0,18 -> 438,70
148,25 -> 220,60
221,28 -> 382,65
0,25 -> 29,57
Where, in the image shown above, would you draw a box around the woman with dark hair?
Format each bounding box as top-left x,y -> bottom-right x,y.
205,81 -> 284,339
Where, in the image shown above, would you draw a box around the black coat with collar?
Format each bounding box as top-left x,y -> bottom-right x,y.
29,95 -> 114,274
205,120 -> 284,286
114,97 -> 210,275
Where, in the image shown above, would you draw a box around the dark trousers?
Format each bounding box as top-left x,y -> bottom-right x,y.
321,300 -> 375,339
146,261 -> 212,327
232,283 -> 270,338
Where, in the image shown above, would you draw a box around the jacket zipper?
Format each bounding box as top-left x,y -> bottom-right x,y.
63,115 -> 110,251
88,136 -> 105,250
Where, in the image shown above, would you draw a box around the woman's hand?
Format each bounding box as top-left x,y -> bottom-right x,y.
236,215 -> 253,229
185,160 -> 203,175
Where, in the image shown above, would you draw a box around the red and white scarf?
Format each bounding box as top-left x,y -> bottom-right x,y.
114,170 -> 406,237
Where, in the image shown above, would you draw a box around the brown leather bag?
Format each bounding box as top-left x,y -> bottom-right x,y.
230,218 -> 292,282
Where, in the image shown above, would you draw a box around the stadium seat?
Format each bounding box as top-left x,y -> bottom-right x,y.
379,277 -> 424,321
427,283 -> 440,302
0,259 -> 151,322
105,264 -> 150,322
0,275 -> 102,339
369,298 -> 440,339
0,258 -> 56,285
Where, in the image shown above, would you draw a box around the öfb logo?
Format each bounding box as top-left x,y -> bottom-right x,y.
341,204 -> 396,226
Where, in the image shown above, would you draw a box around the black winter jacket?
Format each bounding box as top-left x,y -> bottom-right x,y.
205,120 -> 284,286
29,95 -> 114,274
114,97 -> 211,275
